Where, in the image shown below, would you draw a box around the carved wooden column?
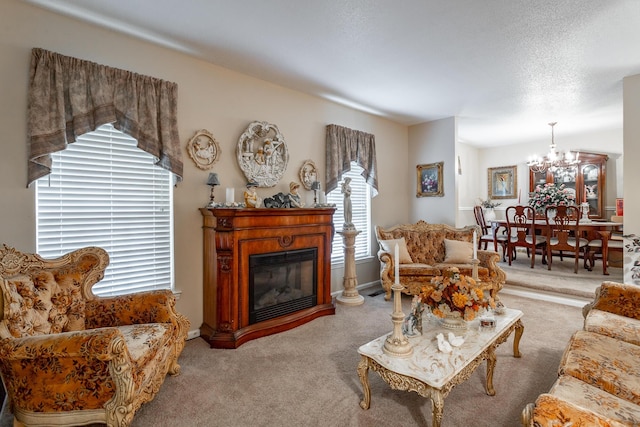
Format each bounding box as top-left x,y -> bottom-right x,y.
336,229 -> 364,305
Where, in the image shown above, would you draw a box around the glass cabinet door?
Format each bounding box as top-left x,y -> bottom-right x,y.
552,166 -> 577,202
581,164 -> 600,217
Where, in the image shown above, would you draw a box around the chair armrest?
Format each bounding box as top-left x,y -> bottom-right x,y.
85,289 -> 178,328
0,327 -> 124,360
583,281 -> 640,321
477,250 -> 505,299
0,328 -> 133,412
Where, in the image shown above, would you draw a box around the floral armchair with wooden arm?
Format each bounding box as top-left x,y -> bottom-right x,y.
0,245 -> 190,427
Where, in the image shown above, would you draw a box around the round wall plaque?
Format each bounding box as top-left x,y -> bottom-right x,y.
186,129 -> 221,170
236,121 -> 289,187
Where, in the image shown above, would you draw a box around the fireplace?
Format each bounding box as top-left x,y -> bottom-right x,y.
250,248 -> 317,324
200,207 -> 336,348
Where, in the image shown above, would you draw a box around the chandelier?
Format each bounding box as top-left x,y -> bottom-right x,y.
527,122 -> 579,173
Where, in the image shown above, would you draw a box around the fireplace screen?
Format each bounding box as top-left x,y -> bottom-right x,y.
249,248 -> 317,324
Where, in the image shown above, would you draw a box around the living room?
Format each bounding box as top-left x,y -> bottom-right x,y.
1,1 -> 639,425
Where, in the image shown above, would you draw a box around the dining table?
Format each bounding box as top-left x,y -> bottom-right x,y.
490,219 -> 623,275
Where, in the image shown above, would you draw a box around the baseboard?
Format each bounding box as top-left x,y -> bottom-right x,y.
331,280 -> 380,298
187,329 -> 200,340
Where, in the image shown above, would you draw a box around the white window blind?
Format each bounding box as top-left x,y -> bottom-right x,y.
36,123 -> 174,296
326,163 -> 371,264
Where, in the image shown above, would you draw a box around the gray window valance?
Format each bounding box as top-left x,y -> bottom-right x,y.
27,48 -> 182,186
325,124 -> 378,196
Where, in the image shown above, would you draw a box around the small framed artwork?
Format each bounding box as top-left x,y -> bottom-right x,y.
488,165 -> 517,199
416,162 -> 444,197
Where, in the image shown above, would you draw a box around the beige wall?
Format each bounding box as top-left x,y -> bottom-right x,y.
408,117 -> 458,224
0,1 -> 409,334
623,75 -> 640,242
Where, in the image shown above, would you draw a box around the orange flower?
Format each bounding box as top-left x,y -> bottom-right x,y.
451,292 -> 468,308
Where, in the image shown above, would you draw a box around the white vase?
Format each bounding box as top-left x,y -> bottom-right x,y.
438,312 -> 468,330
484,208 -> 496,222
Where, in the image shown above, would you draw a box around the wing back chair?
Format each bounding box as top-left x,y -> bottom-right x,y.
0,245 -> 190,427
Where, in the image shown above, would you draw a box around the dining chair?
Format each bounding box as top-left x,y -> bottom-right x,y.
544,205 -> 588,273
584,216 -> 624,273
505,205 -> 547,268
473,205 -> 508,261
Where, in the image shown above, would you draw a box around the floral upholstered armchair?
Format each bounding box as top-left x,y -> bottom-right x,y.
0,245 -> 190,427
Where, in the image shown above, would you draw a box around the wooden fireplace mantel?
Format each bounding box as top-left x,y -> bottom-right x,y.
200,207 -> 336,348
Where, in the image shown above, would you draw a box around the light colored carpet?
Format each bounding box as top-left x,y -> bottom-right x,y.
0,255 -> 607,426
1,291 -> 582,427
499,250 -> 623,300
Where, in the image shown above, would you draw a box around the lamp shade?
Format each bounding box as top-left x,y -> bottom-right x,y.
207,173 -> 220,186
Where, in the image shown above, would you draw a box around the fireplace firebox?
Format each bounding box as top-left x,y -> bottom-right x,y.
250,248 -> 317,324
200,207 -> 336,349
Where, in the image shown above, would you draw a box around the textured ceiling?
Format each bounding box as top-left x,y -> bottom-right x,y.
26,0 -> 640,147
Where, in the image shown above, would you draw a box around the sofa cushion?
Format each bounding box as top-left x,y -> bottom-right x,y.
546,374 -> 640,426
443,239 -> 473,263
584,308 -> 640,346
378,238 -> 413,263
532,392 -> 632,427
592,282 -> 640,321
559,330 -> 640,405
0,270 -> 85,338
398,264 -> 440,276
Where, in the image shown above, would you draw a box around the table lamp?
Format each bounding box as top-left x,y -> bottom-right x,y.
311,181 -> 320,206
207,173 -> 220,205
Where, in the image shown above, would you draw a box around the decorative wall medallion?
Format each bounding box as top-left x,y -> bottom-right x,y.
299,159 -> 318,190
236,121 -> 289,187
187,129 -> 220,170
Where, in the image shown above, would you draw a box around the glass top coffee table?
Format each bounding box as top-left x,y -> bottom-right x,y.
357,308 -> 523,427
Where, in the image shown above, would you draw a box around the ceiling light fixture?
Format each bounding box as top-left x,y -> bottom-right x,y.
527,122 -> 579,173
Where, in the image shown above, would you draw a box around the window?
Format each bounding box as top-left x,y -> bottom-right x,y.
327,163 -> 371,264
36,124 -> 174,296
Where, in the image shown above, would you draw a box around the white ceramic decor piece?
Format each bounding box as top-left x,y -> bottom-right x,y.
187,129 -> 221,170
299,159 -> 318,190
237,121 -> 289,187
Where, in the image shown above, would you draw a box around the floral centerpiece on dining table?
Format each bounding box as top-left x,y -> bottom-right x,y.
528,183 -> 575,215
415,267 -> 495,324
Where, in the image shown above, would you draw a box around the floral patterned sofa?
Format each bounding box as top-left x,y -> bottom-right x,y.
375,221 -> 506,301
0,245 -> 190,427
521,281 -> 640,426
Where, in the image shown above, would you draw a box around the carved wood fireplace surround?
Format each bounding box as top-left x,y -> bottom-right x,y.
200,207 -> 336,348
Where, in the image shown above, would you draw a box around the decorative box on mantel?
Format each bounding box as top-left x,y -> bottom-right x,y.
199,207 -> 336,349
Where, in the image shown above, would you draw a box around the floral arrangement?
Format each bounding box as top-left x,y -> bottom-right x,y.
528,183 -> 575,213
479,199 -> 501,209
417,268 -> 494,321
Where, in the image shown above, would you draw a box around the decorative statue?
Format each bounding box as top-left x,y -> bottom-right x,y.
244,181 -> 261,208
288,182 -> 304,208
341,177 -> 354,229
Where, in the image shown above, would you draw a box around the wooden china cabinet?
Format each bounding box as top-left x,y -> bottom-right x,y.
529,151 -> 608,219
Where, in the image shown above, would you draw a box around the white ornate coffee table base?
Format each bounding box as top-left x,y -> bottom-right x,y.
357,309 -> 524,427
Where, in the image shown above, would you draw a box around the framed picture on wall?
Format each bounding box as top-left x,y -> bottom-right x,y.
488,165 -> 517,199
416,162 -> 444,197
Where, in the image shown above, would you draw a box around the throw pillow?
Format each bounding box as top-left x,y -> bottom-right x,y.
443,239 -> 473,264
378,238 -> 413,263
